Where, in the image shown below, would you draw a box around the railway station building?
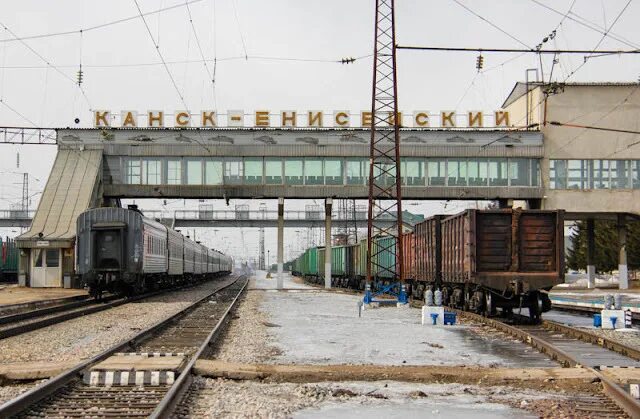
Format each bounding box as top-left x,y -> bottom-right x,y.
12,81 -> 640,289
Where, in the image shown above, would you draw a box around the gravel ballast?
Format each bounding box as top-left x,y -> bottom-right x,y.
0,277 -> 237,365
178,378 -> 568,418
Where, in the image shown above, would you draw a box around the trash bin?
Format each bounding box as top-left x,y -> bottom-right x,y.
593,313 -> 602,328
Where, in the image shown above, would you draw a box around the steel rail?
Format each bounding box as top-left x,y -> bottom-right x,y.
552,302 -> 640,321
0,297 -> 95,325
150,276 -> 249,418
0,275 -> 243,418
453,309 -> 640,418
0,279 -> 222,340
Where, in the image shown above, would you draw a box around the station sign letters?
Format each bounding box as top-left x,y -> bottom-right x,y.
94,110 -> 511,129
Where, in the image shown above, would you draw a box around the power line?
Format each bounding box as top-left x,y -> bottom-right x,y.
452,0 -> 531,49
529,0 -> 640,50
0,21 -> 93,111
232,0 -> 248,59
0,0 -> 208,44
548,120 -> 640,135
562,0 -> 634,82
132,0 -> 188,109
396,45 -> 640,54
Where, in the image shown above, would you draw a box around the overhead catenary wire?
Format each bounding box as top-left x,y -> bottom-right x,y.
561,0 -> 634,82
528,0 -> 640,50
0,0 -> 208,44
396,45 -> 640,55
0,21 -> 93,112
452,0 -> 532,49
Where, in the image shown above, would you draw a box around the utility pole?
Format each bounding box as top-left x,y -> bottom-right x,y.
258,202 -> 266,270
365,0 -> 406,305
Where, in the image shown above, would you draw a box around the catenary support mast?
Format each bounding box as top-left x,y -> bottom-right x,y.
365,0 -> 406,304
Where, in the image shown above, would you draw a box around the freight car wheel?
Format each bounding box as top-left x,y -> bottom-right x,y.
528,291 -> 543,323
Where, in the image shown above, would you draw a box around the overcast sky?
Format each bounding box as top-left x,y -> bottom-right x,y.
0,0 -> 637,262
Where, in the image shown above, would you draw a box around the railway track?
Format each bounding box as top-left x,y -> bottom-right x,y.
455,309 -> 640,418
0,274 -> 248,418
0,280 -> 221,340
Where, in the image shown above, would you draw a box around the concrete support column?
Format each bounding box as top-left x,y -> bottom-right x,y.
324,198 -> 332,289
586,218 -> 596,289
618,214 -> 629,290
277,198 -> 284,290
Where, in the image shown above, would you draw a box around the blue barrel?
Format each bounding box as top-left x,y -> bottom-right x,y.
593,313 -> 602,328
444,312 -> 457,325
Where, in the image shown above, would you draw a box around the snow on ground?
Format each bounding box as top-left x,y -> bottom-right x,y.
251,273 -> 555,367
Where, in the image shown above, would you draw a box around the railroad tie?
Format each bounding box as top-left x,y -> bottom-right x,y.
86,369 -> 176,386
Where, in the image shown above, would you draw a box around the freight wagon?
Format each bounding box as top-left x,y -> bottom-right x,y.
290,208 -> 564,321
407,209 -> 564,320
0,237 -> 18,282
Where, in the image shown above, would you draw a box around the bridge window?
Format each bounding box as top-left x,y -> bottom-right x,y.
244,158 -> 263,185
142,159 -> 161,185
167,160 -> 182,185
468,159 -> 488,186
186,160 -> 203,185
346,159 -> 366,185
402,160 -> 425,186
324,159 -> 343,185
488,158 -> 508,186
447,159 -> 467,187
285,159 -> 303,185
125,159 -> 141,184
305,159 -> 323,185
205,160 -> 223,185
265,158 -> 283,184
224,159 -> 243,184
373,162 -> 396,186
532,160 -> 540,186
509,158 -> 530,187
427,160 -> 446,186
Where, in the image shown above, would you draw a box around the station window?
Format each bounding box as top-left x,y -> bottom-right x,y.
167,160 -> 182,185
265,158 -> 283,184
590,160 -> 610,189
205,160 -> 223,185
427,159 -> 446,186
46,249 -> 59,268
186,160 -> 203,185
566,160 -> 587,189
324,159 -> 343,185
125,159 -> 141,184
633,161 -> 640,188
305,159 -> 323,185
468,159 -> 488,186
531,160 -> 540,187
142,159 -> 161,185
224,159 -> 243,185
549,160 -> 567,189
285,159 -> 303,185
611,160 -> 629,189
244,158 -> 263,185
447,159 -> 467,187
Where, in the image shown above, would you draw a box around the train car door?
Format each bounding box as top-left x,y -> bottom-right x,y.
31,248 -> 61,287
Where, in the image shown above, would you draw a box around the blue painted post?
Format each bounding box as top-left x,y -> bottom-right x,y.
611,316 -> 618,330
398,283 -> 408,304
431,313 -> 439,325
364,282 -> 372,304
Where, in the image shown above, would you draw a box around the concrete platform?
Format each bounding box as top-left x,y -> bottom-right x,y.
550,288 -> 640,315
0,286 -> 87,309
90,353 -> 186,372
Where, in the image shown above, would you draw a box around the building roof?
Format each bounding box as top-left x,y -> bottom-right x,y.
18,149 -> 102,246
501,81 -> 640,109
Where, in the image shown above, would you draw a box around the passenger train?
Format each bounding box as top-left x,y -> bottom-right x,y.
76,206 -> 232,298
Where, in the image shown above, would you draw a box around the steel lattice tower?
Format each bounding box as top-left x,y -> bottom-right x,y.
365,0 -> 406,304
